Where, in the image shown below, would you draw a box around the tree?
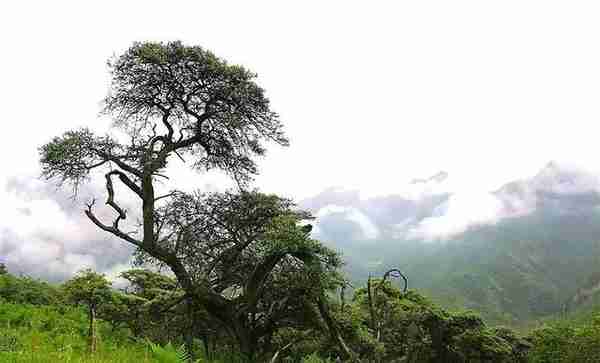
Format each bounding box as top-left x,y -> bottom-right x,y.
63,269 -> 112,353
0,263 -> 7,275
135,190 -> 345,360
39,41 -> 349,361
119,269 -> 177,300
347,280 -> 530,363
99,269 -> 195,344
0,273 -> 62,305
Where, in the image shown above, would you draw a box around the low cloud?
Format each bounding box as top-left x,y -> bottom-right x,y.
405,191 -> 504,239
305,163 -> 600,243
314,205 -> 380,242
0,175 -> 137,282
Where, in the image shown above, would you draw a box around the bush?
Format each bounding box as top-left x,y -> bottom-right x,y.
528,314 -> 600,362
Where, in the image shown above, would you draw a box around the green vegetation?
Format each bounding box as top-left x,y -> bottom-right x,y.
527,312 -> 600,362
343,211 -> 600,326
0,300 -> 148,362
4,269 -> 600,362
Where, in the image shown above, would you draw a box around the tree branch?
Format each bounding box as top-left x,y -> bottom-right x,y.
269,329 -> 313,363
84,199 -> 142,248
91,148 -> 142,178
245,253 -> 286,313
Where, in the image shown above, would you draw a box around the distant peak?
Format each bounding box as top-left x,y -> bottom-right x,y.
410,171 -> 449,185
533,161 -> 586,184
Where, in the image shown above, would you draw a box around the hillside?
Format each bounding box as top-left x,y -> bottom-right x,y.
305,162 -> 600,324
352,212 -> 600,324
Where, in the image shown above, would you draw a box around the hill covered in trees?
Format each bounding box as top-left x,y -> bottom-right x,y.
340,210 -> 600,325
303,162 -> 600,326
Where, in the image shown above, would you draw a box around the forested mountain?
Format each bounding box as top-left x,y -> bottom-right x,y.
304,162 -> 600,324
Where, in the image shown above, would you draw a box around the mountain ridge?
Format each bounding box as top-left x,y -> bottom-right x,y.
302,162 -> 600,324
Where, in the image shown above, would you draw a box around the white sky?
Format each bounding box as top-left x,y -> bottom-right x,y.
2,1 -> 600,200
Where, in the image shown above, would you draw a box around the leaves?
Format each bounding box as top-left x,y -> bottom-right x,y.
63,269 -> 112,308
103,40 -> 288,184
147,341 -> 191,363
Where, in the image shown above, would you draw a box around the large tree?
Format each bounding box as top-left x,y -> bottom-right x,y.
40,41 -> 349,361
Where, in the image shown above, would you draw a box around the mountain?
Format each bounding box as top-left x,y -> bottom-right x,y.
302,162 -> 600,325
494,161 -> 600,217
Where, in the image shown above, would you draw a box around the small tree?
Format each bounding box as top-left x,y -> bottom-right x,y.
99,269 -> 188,342
63,269 -> 112,353
0,263 -> 7,275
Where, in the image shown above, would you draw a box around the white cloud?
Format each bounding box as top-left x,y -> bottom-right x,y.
406,191 -> 504,240
0,175 -> 136,281
316,205 -> 380,240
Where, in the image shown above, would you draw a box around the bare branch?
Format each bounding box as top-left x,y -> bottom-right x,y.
154,192 -> 178,202
90,147 -> 142,178
105,172 -> 127,229
85,201 -> 142,248
269,329 -> 313,363
381,268 -> 408,293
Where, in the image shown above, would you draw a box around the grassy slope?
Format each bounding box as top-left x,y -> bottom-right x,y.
0,301 -> 151,362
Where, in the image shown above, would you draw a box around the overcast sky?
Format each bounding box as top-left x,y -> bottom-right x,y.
2,1 -> 600,279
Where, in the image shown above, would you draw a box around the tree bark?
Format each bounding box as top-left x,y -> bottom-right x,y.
233,320 -> 256,363
184,297 -> 196,362
316,296 -> 355,361
89,305 -> 97,354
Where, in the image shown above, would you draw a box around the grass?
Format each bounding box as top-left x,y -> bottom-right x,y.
0,301 -> 151,362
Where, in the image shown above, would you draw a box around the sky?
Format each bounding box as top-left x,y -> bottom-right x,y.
2,1 -> 600,279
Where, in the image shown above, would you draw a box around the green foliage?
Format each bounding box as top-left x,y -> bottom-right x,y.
101,40 -> 288,183
331,281 -> 530,362
0,301 -> 147,362
344,211 -> 600,325
97,269 -> 185,343
528,313 -> 600,362
0,273 -> 62,305
0,331 -> 22,352
7,267 -> 600,362
39,128 -> 120,191
63,269 -> 112,309
120,269 -> 177,300
300,352 -> 334,363
147,341 -> 190,363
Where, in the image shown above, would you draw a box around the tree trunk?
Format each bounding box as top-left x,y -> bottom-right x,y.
184,297 -> 196,362
201,334 -> 210,360
89,305 -> 97,354
316,296 -> 355,361
234,322 -> 256,363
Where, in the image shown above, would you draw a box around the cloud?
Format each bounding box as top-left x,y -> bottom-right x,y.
495,161 -> 600,217
0,175 -> 137,282
315,205 -> 380,241
305,163 -> 600,242
405,191 -> 504,240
